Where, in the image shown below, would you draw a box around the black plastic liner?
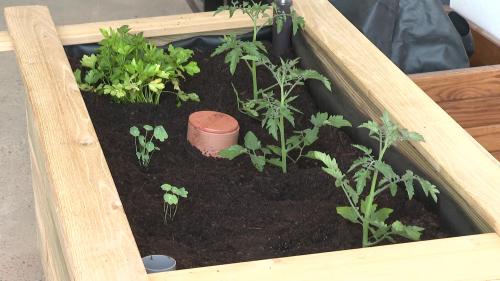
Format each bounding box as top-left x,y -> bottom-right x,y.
64,28 -> 273,57
65,27 -> 479,236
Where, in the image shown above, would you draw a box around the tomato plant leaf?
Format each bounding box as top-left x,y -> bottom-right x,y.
250,154 -> 266,172
218,145 -> 246,160
337,206 -> 359,224
244,131 -> 261,150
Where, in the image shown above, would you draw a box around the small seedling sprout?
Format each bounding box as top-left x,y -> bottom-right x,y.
130,125 -> 168,168
161,183 -> 188,223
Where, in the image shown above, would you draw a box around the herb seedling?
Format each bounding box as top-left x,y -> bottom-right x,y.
308,112 -> 440,247
219,58 -> 351,173
129,125 -> 168,167
75,25 -> 200,105
161,183 -> 188,223
212,1 -> 305,99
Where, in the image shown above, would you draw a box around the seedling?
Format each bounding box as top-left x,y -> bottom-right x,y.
220,58 -> 351,173
308,112 -> 440,247
213,1 -> 305,99
75,25 -> 200,105
161,183 -> 188,223
129,125 -> 168,168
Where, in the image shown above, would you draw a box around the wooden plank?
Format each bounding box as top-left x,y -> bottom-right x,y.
468,125 -> 500,152
469,20 -> 500,67
292,0 -> 500,234
437,96 -> 500,129
492,151 -> 500,161
148,234 -> 500,281
4,6 -> 148,280
29,107 -> 72,280
410,66 -> 500,150
410,65 -> 500,103
0,9 -> 268,52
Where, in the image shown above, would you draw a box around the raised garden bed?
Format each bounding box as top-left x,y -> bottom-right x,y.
2,0 -> 500,280
67,39 -> 452,268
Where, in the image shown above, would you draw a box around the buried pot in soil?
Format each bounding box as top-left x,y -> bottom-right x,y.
142,255 -> 177,273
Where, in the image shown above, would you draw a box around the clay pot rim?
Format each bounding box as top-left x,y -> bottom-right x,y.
188,111 -> 239,134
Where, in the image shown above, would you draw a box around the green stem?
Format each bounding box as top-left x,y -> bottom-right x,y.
365,231 -> 394,247
155,89 -> 161,105
362,144 -> 388,247
251,64 -> 258,99
251,24 -> 259,99
362,171 -> 379,247
279,115 -> 286,173
279,85 -> 287,173
261,83 -> 279,93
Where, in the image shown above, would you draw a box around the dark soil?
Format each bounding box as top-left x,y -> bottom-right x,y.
70,43 -> 452,269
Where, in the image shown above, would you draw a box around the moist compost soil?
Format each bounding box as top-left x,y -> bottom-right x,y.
70,43 -> 453,269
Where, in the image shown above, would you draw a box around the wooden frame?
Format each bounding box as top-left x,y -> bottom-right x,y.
2,1 -> 500,280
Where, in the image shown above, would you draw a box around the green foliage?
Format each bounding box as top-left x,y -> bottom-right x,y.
74,25 -> 200,105
308,112 -> 439,247
220,58 -> 350,173
214,0 -> 305,38
212,34 -> 268,75
213,1 -> 305,99
161,183 -> 188,223
219,131 -> 267,171
130,125 -> 168,168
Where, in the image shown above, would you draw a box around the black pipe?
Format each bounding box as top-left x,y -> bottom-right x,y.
272,0 -> 293,57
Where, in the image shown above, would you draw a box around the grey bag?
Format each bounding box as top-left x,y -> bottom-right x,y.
329,0 -> 469,74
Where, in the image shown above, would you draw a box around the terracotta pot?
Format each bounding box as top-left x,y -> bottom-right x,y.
187,111 -> 239,157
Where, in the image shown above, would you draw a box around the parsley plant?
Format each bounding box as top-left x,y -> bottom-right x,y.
75,25 -> 200,106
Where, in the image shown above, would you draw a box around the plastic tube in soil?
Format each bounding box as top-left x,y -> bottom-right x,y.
272,0 -> 293,57
142,255 -> 176,273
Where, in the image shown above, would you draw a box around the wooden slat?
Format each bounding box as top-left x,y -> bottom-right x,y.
148,234 -> 500,281
410,65 -> 500,103
410,66 -> 500,153
492,151 -> 500,161
469,20 -> 500,67
0,9 -> 268,52
29,114 -> 72,280
467,125 -> 500,152
292,0 -> 500,234
5,6 -> 148,280
437,96 -> 500,128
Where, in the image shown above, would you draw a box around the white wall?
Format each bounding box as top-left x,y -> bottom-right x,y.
450,0 -> 500,40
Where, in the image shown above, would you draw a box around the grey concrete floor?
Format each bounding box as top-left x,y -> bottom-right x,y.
0,1 -> 192,280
